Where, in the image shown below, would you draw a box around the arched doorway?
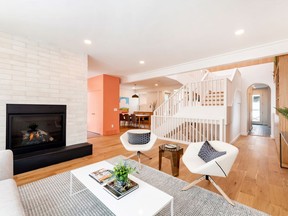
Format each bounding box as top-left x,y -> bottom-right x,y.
247,83 -> 271,136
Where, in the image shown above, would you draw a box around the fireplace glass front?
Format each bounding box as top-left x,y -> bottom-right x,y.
10,114 -> 64,148
6,104 -> 66,155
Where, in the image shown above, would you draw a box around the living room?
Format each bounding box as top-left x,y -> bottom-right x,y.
1,1 -> 288,216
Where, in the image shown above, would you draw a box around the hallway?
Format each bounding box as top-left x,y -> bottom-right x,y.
249,124 -> 271,137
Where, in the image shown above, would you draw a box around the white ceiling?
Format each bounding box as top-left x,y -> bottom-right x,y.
121,76 -> 182,91
1,0 -> 288,81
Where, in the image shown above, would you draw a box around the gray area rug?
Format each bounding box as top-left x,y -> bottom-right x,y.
19,156 -> 268,216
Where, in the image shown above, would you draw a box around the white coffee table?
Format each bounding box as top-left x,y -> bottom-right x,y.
70,161 -> 174,216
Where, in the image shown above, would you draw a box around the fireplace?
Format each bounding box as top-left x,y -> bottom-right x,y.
6,104 -> 66,155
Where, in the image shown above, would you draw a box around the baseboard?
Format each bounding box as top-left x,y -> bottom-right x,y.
14,142 -> 93,175
241,132 -> 248,136
230,134 -> 241,144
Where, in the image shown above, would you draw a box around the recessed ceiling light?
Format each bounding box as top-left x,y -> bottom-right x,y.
235,29 -> 245,36
139,60 -> 145,64
155,83 -> 158,87
84,39 -> 92,45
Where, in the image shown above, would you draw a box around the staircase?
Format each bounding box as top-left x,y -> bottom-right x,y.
151,69 -> 241,144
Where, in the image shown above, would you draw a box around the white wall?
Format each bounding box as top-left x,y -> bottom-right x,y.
139,91 -> 158,111
229,90 -> 241,143
0,32 -> 88,149
239,63 -> 275,137
138,87 -> 177,112
120,86 -> 139,114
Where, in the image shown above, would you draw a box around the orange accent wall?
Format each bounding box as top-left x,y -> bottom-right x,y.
88,74 -> 120,135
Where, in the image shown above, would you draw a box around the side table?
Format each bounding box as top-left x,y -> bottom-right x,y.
159,144 -> 183,177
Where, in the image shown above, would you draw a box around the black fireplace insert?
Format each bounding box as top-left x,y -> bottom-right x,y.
6,104 -> 66,155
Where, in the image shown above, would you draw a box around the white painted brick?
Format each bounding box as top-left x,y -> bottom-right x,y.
26,72 -> 40,78
0,95 -> 11,100
0,73 -> 12,80
10,60 -> 26,67
0,32 -> 12,39
12,36 -> 27,43
0,52 -> 11,59
0,41 -> 12,49
11,80 -> 25,86
12,45 -> 27,52
0,32 -> 88,149
25,68 -> 38,73
25,77 -> 38,82
0,62 -> 11,69
12,85 -> 26,91
10,90 -> 26,96
26,91 -> 41,97
0,79 -> 12,85
12,95 -> 26,101
11,65 -> 28,72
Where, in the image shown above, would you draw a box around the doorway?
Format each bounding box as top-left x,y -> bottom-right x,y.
247,84 -> 271,137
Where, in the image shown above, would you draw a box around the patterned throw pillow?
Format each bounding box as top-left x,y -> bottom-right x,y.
198,141 -> 226,162
128,132 -> 151,145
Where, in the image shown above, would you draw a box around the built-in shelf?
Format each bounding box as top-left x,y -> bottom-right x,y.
280,132 -> 288,169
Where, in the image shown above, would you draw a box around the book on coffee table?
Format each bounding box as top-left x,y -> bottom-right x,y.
103,179 -> 139,200
89,168 -> 114,184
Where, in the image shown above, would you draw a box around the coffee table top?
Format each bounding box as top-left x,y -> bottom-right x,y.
71,161 -> 173,216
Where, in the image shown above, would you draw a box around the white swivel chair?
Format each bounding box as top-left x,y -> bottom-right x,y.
182,141 -> 239,205
120,129 -> 157,167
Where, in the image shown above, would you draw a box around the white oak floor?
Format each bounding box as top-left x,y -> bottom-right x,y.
14,129 -> 288,215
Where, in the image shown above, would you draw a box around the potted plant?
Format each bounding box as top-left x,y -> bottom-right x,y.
276,107 -> 288,119
113,161 -> 137,187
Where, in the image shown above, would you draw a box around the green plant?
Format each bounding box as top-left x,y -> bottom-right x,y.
276,107 -> 288,119
113,161 -> 136,184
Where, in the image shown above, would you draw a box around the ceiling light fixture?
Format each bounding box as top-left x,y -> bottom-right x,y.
84,39 -> 92,45
155,83 -> 158,87
139,60 -> 145,65
235,29 -> 245,36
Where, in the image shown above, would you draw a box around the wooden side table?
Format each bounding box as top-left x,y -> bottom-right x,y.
159,144 -> 183,177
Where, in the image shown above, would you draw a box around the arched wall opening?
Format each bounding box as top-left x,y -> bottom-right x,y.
247,83 -> 271,137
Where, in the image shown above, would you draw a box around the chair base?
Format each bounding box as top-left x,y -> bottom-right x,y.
182,175 -> 235,206
127,151 -> 152,169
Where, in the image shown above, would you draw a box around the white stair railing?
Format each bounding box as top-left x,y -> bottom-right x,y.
152,116 -> 224,144
154,79 -> 226,117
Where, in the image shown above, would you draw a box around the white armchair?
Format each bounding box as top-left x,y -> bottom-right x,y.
120,129 -> 157,167
0,150 -> 25,216
182,141 -> 239,205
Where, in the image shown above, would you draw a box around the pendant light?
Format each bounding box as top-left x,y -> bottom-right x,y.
132,84 -> 139,98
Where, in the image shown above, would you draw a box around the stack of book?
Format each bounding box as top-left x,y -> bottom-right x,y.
89,168 -> 139,200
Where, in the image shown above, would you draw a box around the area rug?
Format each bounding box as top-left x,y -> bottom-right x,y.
19,156 -> 268,216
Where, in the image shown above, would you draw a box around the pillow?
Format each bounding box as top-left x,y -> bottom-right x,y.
128,131 -> 151,145
198,141 -> 226,162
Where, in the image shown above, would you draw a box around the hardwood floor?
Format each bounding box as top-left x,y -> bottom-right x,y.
14,128 -> 288,215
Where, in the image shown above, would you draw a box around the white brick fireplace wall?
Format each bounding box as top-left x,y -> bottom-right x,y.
0,32 -> 88,150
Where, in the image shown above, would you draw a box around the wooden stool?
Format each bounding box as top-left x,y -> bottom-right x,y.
159,144 -> 183,177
